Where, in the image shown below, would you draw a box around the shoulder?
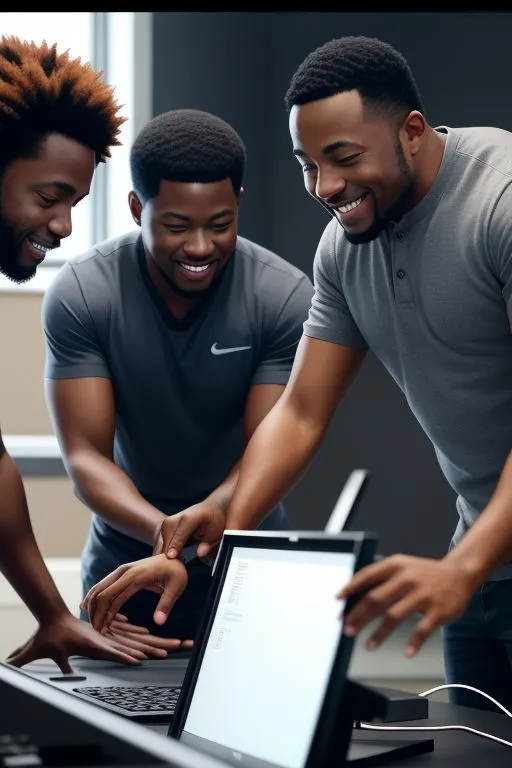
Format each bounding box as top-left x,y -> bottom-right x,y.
45,230 -> 141,299
447,125 -> 512,181
234,235 -> 312,290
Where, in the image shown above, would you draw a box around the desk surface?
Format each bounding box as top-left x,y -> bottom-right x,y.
21,659 -> 512,766
351,698 -> 512,766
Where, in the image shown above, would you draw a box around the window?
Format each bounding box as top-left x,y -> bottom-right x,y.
0,12 -> 152,294
2,13 -> 152,469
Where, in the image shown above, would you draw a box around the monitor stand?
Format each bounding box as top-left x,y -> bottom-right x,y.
337,680 -> 434,766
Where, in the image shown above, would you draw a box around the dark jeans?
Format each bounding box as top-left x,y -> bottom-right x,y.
442,578 -> 512,713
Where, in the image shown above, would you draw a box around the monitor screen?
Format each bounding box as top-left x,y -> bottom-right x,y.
179,545 -> 357,768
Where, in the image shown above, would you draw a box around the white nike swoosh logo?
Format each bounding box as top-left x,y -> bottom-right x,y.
211,343 -> 252,356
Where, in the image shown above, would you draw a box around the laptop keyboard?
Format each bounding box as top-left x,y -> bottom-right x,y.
73,685 -> 181,715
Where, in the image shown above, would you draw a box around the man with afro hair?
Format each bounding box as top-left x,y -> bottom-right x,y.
165,36 -> 512,713
0,35 -> 181,673
42,108 -> 314,641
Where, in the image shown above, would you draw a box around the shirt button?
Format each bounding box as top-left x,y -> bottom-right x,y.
396,232 -> 405,241
396,269 -> 405,279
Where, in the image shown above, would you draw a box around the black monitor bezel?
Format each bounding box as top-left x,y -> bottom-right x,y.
168,530 -> 377,768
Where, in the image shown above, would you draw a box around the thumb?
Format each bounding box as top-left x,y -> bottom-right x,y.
163,519 -> 196,560
153,583 -> 184,625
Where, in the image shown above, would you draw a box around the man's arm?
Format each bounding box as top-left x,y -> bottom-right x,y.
0,430 -> 70,623
339,448 -> 512,658
45,376 -> 166,546
158,383 -> 286,559
225,335 -> 366,529
0,429 -> 171,670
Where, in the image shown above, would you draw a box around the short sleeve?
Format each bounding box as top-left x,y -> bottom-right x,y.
251,274 -> 314,386
304,221 -> 368,349
41,263 -> 111,379
489,181 -> 512,327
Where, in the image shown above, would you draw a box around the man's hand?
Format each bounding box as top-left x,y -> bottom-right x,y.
154,502 -> 226,563
5,612 -> 161,673
81,555 -> 189,634
338,554 -> 477,657
106,614 -> 193,656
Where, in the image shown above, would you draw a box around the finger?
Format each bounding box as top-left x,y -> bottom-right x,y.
112,628 -> 183,649
197,541 -> 214,559
114,613 -> 128,623
342,579 -> 410,636
153,583 -> 185,625
82,565 -> 132,613
108,631 -> 168,659
181,639 -> 194,649
110,619 -> 150,635
86,639 -> 144,665
404,613 -> 439,658
54,654 -> 74,675
164,517 -> 195,559
362,593 -> 428,651
89,577 -> 140,634
153,532 -> 164,557
336,559 -> 398,600
6,644 -> 37,668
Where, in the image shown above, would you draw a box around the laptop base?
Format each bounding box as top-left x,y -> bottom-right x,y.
347,734 -> 434,765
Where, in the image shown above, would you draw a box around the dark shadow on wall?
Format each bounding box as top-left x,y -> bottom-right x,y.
151,11 -> 511,557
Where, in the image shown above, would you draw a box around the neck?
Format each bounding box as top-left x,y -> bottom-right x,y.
409,125 -> 446,209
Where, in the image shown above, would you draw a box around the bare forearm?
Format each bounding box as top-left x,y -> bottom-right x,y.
0,450 -> 68,622
204,462 -> 241,512
69,451 -> 166,546
446,449 -> 512,585
225,401 -> 324,530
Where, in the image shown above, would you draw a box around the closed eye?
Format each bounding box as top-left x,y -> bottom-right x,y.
36,192 -> 58,208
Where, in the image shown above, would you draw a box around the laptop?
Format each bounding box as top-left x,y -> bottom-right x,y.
20,470 -> 371,725
166,529 -> 432,768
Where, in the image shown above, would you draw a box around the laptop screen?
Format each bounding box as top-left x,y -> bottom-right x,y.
171,534 -> 374,768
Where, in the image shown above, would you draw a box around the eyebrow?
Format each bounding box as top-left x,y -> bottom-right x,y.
38,181 -> 79,196
293,140 -> 359,159
160,208 -> 235,222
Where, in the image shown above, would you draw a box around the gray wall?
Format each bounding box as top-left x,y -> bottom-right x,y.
151,12 -> 512,558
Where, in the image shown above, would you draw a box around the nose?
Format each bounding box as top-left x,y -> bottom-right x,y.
48,205 -> 73,239
315,168 -> 347,202
183,230 -> 215,258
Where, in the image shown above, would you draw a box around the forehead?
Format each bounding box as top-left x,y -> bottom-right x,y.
153,178 -> 238,212
289,90 -> 380,154
23,133 -> 96,188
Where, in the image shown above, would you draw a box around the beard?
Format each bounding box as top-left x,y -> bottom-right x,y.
325,139 -> 415,246
0,202 -> 37,283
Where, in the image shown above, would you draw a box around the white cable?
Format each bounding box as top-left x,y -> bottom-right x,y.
418,683 -> 512,718
358,721 -> 512,749
358,682 -> 512,750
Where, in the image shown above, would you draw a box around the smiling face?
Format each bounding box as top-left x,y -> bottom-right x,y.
130,177 -> 242,300
289,90 -> 425,244
0,133 -> 95,283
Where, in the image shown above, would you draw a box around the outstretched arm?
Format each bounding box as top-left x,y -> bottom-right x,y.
0,430 -> 164,671
45,376 -> 167,547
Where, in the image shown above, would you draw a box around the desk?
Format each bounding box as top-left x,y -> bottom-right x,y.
349,698 -> 512,766
20,660 -> 512,766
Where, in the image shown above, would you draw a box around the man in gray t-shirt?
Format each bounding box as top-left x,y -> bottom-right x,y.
42,110 -> 313,640
172,38 -> 512,712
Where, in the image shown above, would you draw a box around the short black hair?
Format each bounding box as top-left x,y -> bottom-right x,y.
284,35 -> 424,121
0,35 -> 125,169
130,108 -> 246,202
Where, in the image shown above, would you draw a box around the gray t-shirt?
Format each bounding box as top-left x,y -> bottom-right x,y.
42,232 -> 314,585
304,125 -> 512,580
